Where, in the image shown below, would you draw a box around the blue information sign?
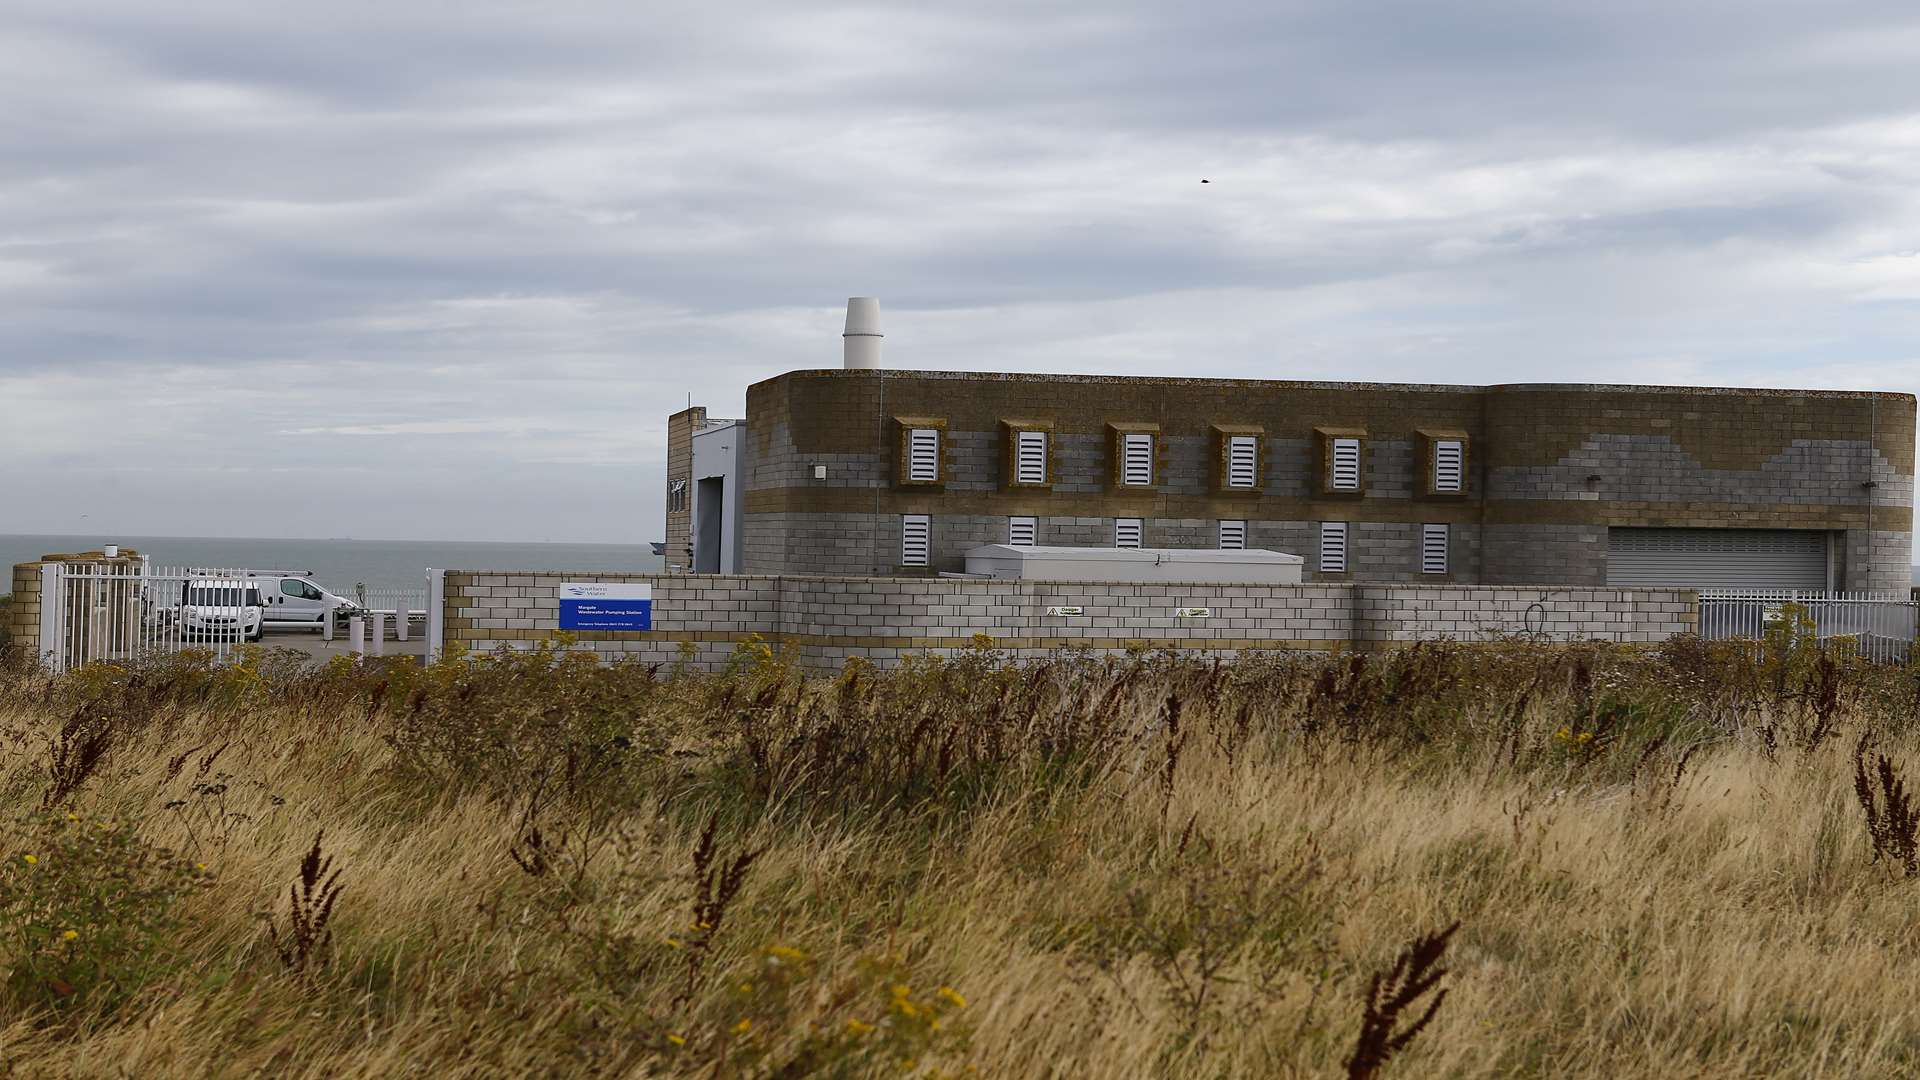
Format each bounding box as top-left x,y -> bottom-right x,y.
559,582 -> 653,631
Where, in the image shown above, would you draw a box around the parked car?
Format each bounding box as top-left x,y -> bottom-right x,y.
179,579 -> 265,642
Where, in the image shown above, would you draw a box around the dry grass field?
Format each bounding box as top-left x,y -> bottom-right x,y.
0,628 -> 1918,1078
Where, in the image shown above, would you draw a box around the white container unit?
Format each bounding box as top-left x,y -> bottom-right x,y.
963,545 -> 1303,584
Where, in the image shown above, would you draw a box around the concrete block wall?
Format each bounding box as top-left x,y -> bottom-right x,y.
663,407 -> 705,571
1353,585 -> 1696,644
740,371 -> 1914,589
442,572 -> 781,667
739,510 -> 1484,583
444,570 -> 1700,673
7,563 -> 42,660
1481,524 -> 1608,587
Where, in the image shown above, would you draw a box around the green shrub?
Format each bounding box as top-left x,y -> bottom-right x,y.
0,813 -> 209,1017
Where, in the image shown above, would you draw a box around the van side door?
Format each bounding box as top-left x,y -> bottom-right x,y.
271,578 -> 326,624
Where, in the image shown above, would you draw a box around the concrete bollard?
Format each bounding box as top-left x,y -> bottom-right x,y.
396,604 -> 410,642
323,599 -> 335,642
371,614 -> 386,656
349,616 -> 364,656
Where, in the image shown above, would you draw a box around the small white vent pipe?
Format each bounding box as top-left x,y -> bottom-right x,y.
843,297 -> 882,369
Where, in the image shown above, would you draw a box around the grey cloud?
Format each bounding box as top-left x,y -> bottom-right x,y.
1,1 -> 1917,545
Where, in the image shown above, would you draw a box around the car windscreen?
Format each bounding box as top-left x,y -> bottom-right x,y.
184,587 -> 262,606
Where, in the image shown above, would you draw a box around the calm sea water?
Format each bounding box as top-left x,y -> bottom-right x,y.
0,534 -> 664,594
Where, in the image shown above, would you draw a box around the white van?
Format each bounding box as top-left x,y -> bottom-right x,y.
257,572 -> 363,629
179,579 -> 265,642
189,570 -> 363,631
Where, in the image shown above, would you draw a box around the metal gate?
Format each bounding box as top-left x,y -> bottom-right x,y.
1699,590 -> 1918,663
39,561 -> 265,674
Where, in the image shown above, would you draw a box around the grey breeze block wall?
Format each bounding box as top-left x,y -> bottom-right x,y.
441,571 -> 1700,672
740,371 -> 1915,590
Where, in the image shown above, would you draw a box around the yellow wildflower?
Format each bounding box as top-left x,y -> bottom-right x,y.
846,1018 -> 875,1036
938,986 -> 967,1009
195,863 -> 207,872
663,936 -> 682,949
738,981 -> 753,994
666,1033 -> 686,1046
61,930 -> 78,942
65,814 -> 78,822
21,855 -> 36,866
767,944 -> 807,962
733,1017 -> 752,1034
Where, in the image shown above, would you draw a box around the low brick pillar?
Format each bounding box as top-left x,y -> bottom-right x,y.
8,550 -> 147,668
7,562 -> 43,661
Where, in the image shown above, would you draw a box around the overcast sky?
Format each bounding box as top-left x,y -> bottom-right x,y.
3,1 -> 1918,547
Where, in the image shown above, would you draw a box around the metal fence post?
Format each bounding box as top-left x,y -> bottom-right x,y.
370,614 -> 386,656
427,569 -> 445,661
39,563 -> 62,674
323,598 -> 335,642
349,615 -> 364,656
396,602 -> 410,642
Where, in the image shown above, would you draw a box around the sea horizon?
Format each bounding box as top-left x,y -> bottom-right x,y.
2,533 -> 665,594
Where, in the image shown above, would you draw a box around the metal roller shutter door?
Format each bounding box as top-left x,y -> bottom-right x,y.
1605,528 -> 1828,589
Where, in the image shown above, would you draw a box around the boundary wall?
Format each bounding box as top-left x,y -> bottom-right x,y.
441,571 -> 1698,671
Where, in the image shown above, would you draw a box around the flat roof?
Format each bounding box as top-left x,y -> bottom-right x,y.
752,368 -> 1911,403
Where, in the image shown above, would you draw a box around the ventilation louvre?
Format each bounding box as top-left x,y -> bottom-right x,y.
1008,516 -> 1037,546
907,428 -> 940,482
1015,430 -> 1048,485
1115,518 -> 1143,549
1226,436 -> 1258,489
1433,439 -> 1464,492
1330,438 -> 1362,491
901,514 -> 930,566
1319,522 -> 1348,573
1122,434 -> 1154,486
1218,520 -> 1247,550
1421,523 -> 1449,574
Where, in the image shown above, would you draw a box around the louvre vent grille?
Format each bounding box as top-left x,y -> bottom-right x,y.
1319,522 -> 1347,573
1330,438 -> 1362,490
901,515 -> 930,566
1122,434 -> 1154,486
1433,439 -> 1463,492
907,428 -> 940,482
1015,430 -> 1048,484
1421,523 -> 1449,574
1226,436 -> 1258,488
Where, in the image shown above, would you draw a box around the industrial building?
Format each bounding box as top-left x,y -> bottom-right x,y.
665,299 -> 1915,592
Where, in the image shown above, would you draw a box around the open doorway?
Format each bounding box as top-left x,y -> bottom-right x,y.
694,477 -> 725,573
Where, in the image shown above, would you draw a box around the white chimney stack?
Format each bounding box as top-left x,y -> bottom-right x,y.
843,296 -> 882,369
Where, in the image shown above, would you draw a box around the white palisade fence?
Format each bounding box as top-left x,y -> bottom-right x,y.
38,562 -> 262,674
1699,590 -> 1918,664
